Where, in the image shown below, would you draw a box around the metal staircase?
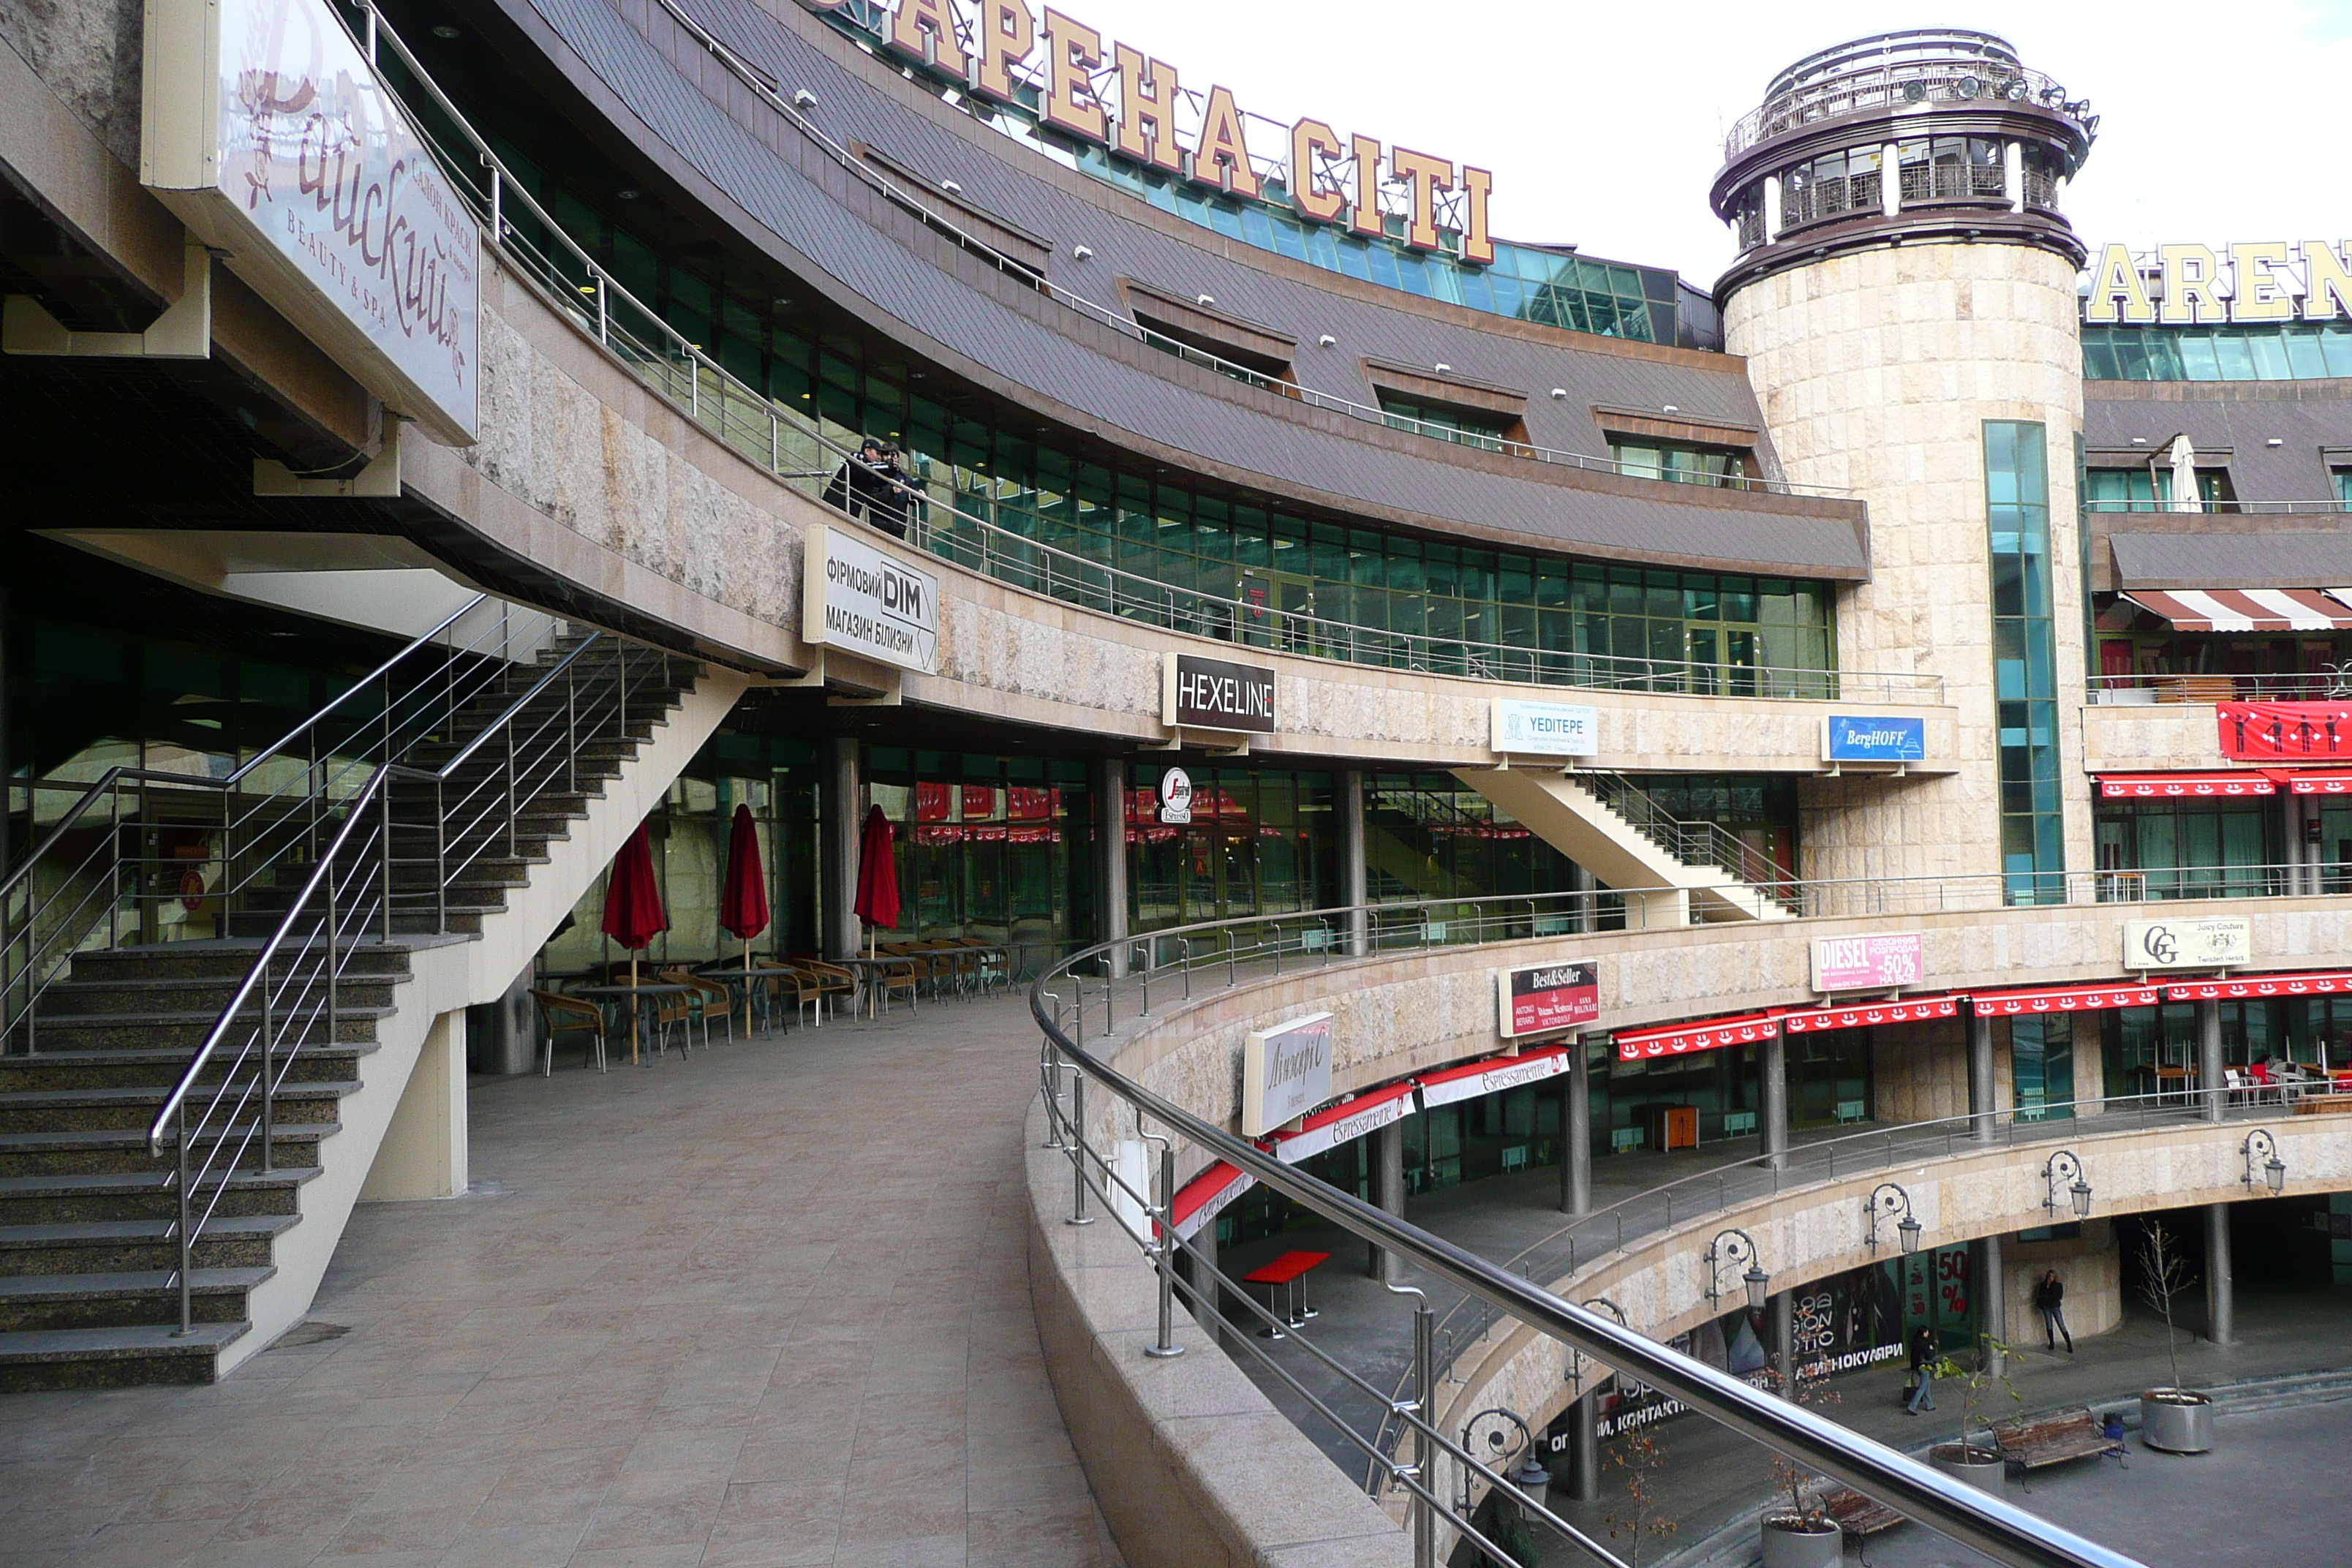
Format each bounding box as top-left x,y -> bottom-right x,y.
0,600 -> 709,1388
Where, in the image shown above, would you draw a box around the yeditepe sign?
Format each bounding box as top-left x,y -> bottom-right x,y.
142,0 -> 478,443
802,524 -> 941,674
1492,698 -> 1597,758
1241,1012 -> 1333,1137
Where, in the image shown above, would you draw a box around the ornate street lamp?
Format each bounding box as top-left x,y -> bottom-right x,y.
1865,1181 -> 1923,1254
2243,1128 -> 2286,1195
2043,1150 -> 2092,1219
1457,1407 -> 1546,1513
1707,1227 -> 1770,1311
1566,1297 -> 1628,1386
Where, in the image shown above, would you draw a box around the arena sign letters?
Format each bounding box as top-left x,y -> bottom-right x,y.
829,0 -> 1493,261
802,524 -> 942,674
2083,240 -> 2352,325
140,0 -> 479,442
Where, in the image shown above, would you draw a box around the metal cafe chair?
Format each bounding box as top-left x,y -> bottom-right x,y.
530,989 -> 608,1075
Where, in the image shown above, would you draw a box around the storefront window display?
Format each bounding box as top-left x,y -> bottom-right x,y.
1127,765 -> 1338,933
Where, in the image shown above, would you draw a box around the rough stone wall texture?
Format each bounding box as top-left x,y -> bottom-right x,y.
1727,243 -> 2095,889
2081,701 -> 2229,772
0,0 -> 144,166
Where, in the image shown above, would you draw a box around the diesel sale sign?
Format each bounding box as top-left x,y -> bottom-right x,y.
1498,961 -> 1598,1039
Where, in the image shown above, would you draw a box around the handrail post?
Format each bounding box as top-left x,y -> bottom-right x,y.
380,768 -> 394,941
435,777 -> 448,935
260,982 -> 276,1174
1411,1300 -> 1435,1568
172,1104 -> 192,1336
326,855 -> 339,1058
1145,1140 -> 1184,1359
505,717 -> 519,862
1067,1074 -> 1094,1226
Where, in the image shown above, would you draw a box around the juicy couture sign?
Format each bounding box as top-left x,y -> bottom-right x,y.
816,0 -> 1493,261
143,0 -> 479,442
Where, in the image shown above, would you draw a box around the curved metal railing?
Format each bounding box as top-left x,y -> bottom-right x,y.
1727,60 -> 2091,160
1027,930 -> 2147,1568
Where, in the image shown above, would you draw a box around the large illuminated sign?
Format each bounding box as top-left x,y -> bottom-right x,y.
141,0 -> 479,444
826,0 -> 1493,262
2083,241 -> 2352,326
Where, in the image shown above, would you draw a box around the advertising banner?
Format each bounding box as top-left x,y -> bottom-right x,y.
2216,701 -> 2352,760
1163,652 -> 1277,733
1241,1011 -> 1333,1136
1496,961 -> 1598,1038
2123,916 -> 2253,971
142,0 -> 478,442
1825,715 -> 1927,763
1491,698 -> 1597,758
1809,932 -> 1923,992
802,523 -> 941,673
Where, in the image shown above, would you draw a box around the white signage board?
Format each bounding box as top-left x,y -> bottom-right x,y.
142,0 -> 479,443
1158,767 -> 1194,824
1493,698 -> 1597,757
1241,1011 -> 1334,1137
802,523 -> 941,674
2123,917 -> 2252,971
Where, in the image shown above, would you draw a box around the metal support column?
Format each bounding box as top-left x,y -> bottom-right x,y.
1339,768 -> 1367,957
1565,1386 -> 1602,1501
1368,1117 -> 1406,1282
1761,1031 -> 1788,1172
2206,1202 -> 2235,1344
1970,1011 -> 1997,1142
1190,1209 -> 1221,1335
1563,1034 -> 1591,1215
820,737 -> 860,960
1571,863 -> 1596,934
1094,758 -> 1128,978
1979,1232 -> 2006,1363
1770,1290 -> 1795,1396
2198,997 -> 2225,1123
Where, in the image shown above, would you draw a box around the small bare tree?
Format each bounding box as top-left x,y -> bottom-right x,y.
1770,1354 -> 1841,1529
1604,1431 -> 1678,1568
2137,1218 -> 2199,1390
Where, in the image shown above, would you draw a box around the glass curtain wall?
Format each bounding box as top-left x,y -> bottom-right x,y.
1986,421 -> 2065,902
2093,799 -> 2277,897
2084,323 -> 2352,381
1126,766 -> 1337,935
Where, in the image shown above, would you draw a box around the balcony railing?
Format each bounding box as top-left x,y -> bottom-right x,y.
2088,671 -> 2352,704
1727,62 -> 2090,159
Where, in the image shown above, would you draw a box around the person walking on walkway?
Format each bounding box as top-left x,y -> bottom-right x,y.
1904,1325 -> 1938,1414
2035,1267 -> 2074,1353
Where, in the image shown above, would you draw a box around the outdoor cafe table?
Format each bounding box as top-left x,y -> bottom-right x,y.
570,982 -> 690,1066
1242,1250 -> 1330,1338
828,954 -> 924,1019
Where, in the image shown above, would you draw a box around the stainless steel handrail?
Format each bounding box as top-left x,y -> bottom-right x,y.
1028,973 -> 2145,1568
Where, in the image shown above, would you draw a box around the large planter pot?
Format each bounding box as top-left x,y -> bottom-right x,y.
1929,1444 -> 2006,1494
1761,1516 -> 1844,1568
2141,1389 -> 2215,1453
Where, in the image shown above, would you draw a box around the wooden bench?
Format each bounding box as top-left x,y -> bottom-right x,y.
2293,1094 -> 2352,1117
1991,1406 -> 2127,1471
1814,1487 -> 1904,1538
2155,674 -> 2239,705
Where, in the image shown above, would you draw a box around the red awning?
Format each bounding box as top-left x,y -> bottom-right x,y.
2097,772 -> 2276,799
2285,770 -> 2352,796
1614,1012 -> 1778,1062
1970,983 -> 2162,1017
1779,995 -> 1963,1034
1415,1044 -> 1575,1108
1270,1082 -> 1418,1164
2166,970 -> 2352,1003
2123,588 -> 2352,632
1169,1161 -> 1254,1242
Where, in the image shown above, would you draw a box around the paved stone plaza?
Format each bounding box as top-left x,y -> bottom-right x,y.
0,1003 -> 1120,1568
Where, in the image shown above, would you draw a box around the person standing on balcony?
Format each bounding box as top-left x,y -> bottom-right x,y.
823,437 -> 900,535
866,442 -> 919,540
2035,1268 -> 2074,1353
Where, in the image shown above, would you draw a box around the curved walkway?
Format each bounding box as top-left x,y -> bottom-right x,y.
0,1002 -> 1118,1568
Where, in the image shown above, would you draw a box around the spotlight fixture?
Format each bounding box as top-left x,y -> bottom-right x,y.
616,189 -> 640,201
2267,437 -> 2284,448
2043,1150 -> 2093,1219
792,88 -> 818,110
941,178 -> 962,194
1319,334 -> 1336,347
1072,244 -> 1093,260
1662,404 -> 1678,415
431,23 -> 459,38
1550,388 -> 1567,399
1434,363 -> 1451,373
2243,1129 -> 2285,1195
1196,294 -> 1215,306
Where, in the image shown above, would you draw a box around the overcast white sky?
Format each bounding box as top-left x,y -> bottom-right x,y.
1047,0 -> 2352,282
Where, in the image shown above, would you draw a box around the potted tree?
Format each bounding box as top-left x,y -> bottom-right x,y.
1602,1431 -> 1678,1568
1760,1355 -> 1844,1568
1928,1333 -> 2018,1493
2137,1219 -> 2216,1453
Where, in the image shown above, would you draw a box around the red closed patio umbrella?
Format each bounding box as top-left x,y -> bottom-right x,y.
720,803 -> 769,1035
600,821 -> 668,1063
853,804 -> 900,957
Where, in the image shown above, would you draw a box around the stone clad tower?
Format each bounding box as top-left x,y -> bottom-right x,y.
1711,31 -> 2097,899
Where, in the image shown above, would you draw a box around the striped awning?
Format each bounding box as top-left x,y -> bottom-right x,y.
2166,971 -> 2352,1003
2122,588 -> 2352,632
1779,995 -> 1963,1034
2285,770 -> 2352,795
2097,772 -> 2276,799
1614,1011 -> 1778,1062
1970,983 -> 2163,1017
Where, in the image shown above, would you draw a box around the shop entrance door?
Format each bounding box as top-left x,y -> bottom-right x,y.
1178,818 -> 1261,927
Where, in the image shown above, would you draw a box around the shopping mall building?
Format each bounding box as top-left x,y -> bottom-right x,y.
3,1 -> 2350,1559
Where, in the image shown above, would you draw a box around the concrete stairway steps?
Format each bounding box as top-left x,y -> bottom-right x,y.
0,1120 -> 337,1178
61,944 -> 414,983
0,1212 -> 298,1275
25,1012 -> 390,1053
37,976 -> 401,1017
0,1166 -> 317,1225
0,1079 -> 361,1135
0,1322 -> 247,1390
0,1266 -> 275,1333
0,1042 -> 377,1088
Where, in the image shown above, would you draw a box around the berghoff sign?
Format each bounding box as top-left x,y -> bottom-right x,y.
141,0 -> 479,444
1824,715 -> 1926,764
813,0 -> 1493,261
1241,1011 -> 1333,1137
2083,241 -> 2352,325
2123,917 -> 2251,971
802,523 -> 942,674
1163,652 -> 1276,733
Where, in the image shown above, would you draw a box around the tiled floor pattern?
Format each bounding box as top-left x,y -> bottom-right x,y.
0,998 -> 1123,1567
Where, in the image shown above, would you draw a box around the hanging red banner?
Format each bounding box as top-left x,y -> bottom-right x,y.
2216,701 -> 2352,761
1614,1012 -> 1778,1062
1779,995 -> 1962,1034
1970,983 -> 2161,1017
2166,970 -> 2352,1003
